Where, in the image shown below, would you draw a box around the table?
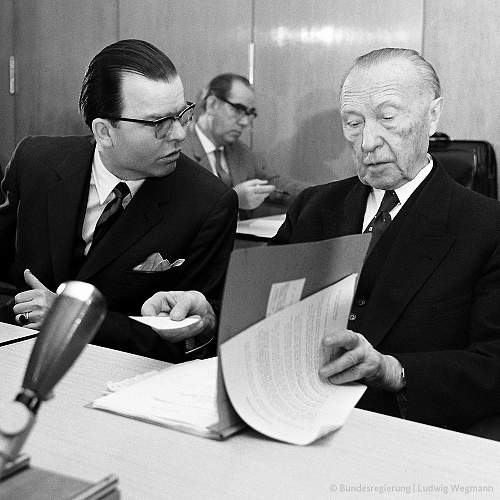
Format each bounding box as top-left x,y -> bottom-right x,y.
0,321 -> 37,347
1,340 -> 500,500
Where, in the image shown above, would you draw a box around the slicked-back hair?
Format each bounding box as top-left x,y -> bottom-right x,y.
200,73 -> 252,110
79,39 -> 178,129
340,47 -> 441,101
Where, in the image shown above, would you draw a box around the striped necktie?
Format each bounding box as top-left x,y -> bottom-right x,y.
364,190 -> 399,255
90,182 -> 130,252
214,148 -> 232,187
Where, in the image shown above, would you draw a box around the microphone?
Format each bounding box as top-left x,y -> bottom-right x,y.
0,281 -> 106,475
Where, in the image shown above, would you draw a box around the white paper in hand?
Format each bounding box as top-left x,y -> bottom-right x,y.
129,315 -> 201,331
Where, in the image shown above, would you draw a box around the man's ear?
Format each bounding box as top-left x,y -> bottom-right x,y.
204,95 -> 218,116
92,118 -> 115,147
428,96 -> 444,137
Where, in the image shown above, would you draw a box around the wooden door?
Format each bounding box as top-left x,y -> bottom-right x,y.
119,0 -> 252,102
13,0 -> 118,141
0,0 -> 14,169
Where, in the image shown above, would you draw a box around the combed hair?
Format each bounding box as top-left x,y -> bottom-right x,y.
199,73 -> 252,110
340,47 -> 441,100
79,39 -> 178,128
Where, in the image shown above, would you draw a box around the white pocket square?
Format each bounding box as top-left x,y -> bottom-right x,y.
133,252 -> 185,272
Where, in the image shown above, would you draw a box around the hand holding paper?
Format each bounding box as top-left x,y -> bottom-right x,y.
139,290 -> 215,342
320,329 -> 405,391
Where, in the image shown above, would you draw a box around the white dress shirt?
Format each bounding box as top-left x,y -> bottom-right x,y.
81,148 -> 144,254
194,124 -> 230,177
362,156 -> 433,232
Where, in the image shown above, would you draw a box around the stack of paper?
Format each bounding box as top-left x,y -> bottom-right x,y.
91,357 -> 243,439
91,234 -> 371,445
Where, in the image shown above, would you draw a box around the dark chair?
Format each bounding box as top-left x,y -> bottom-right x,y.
428,132 -> 498,199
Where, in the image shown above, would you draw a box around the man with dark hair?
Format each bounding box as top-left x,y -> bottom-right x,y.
0,39 -> 238,362
182,73 -> 310,218
147,48 -> 500,434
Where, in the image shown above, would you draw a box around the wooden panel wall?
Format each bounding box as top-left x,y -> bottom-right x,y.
14,0 -> 118,139
0,0 -> 14,168
423,0 -> 500,195
253,0 -> 424,184
119,0 -> 251,102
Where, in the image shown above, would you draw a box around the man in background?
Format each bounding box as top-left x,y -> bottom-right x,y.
182,73 -> 310,219
0,39 -> 237,362
147,48 -> 500,434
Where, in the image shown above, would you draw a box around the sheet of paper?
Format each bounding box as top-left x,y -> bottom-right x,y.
0,321 -> 37,345
129,315 -> 201,331
266,278 -> 305,317
236,214 -> 286,239
220,274 -> 366,445
92,357 -> 240,438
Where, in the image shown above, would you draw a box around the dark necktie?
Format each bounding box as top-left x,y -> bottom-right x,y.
214,148 -> 232,187
90,182 -> 130,251
364,190 -> 400,255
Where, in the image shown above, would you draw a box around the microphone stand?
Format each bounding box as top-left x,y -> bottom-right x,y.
0,281 -> 116,498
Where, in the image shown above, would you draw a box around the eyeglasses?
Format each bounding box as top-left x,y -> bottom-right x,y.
217,96 -> 258,120
103,101 -> 195,139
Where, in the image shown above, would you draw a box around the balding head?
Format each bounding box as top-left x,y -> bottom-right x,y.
341,48 -> 441,102
339,48 -> 443,190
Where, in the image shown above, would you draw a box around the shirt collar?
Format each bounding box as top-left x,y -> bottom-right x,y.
195,123 -> 221,155
92,147 -> 145,204
372,155 -> 433,207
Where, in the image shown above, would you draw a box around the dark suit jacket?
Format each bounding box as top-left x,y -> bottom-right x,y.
0,135 -> 238,362
271,163 -> 500,431
182,125 -> 310,218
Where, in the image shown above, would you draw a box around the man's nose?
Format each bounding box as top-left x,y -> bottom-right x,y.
168,119 -> 186,141
361,121 -> 383,153
237,113 -> 252,127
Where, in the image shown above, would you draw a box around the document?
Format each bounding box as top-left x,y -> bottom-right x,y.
90,234 -> 370,444
236,214 -> 286,239
91,357 -> 243,440
129,315 -> 201,331
220,274 -> 366,445
0,321 -> 37,345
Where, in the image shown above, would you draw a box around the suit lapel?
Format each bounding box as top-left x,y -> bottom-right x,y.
47,137 -> 94,286
185,127 -> 212,172
77,175 -> 172,280
363,166 -> 456,346
319,181 -> 369,239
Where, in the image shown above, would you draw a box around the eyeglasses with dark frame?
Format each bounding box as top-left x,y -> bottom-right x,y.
217,96 -> 258,120
103,101 -> 196,139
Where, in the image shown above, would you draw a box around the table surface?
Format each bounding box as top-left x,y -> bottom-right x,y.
1,340 -> 500,500
0,321 -> 37,346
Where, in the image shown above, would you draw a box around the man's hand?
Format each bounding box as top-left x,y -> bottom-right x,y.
319,329 -> 404,392
13,269 -> 57,330
234,179 -> 275,210
141,290 -> 216,342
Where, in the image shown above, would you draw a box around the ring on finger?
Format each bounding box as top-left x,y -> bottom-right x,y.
18,311 -> 30,325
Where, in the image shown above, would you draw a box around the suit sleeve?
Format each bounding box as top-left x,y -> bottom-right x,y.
393,239 -> 500,431
174,187 -> 238,301
268,187 -> 309,245
0,138 -> 28,284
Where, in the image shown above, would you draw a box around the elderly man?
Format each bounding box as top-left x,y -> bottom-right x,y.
146,48 -> 500,434
182,73 -> 310,218
0,39 -> 238,362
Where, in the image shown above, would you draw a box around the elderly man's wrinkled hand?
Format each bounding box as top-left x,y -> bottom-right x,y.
319,329 -> 404,392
